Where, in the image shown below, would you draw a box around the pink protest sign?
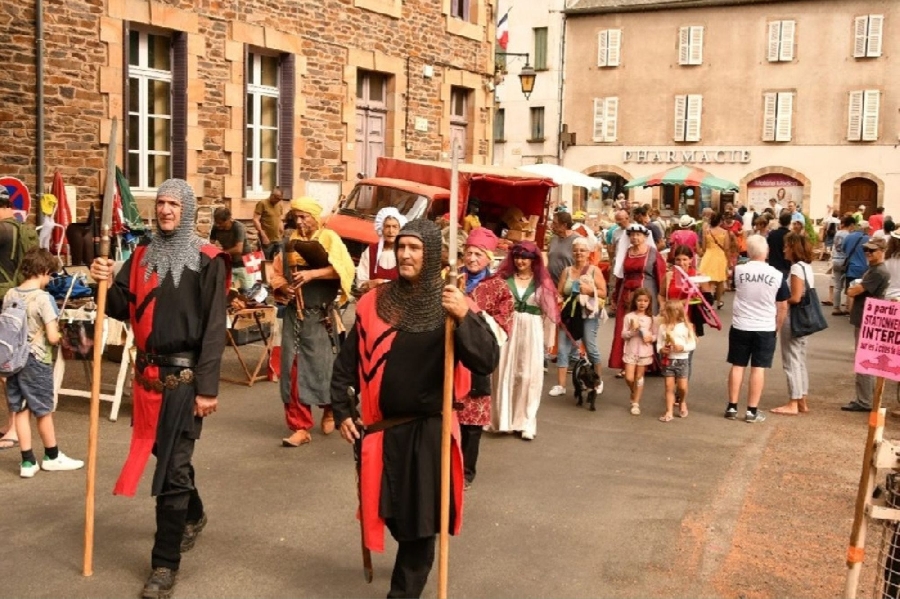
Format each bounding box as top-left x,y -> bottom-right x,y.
854,298 -> 900,382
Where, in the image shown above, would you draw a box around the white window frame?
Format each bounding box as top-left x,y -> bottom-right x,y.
678,26 -> 704,66
854,15 -> 884,58
128,31 -> 172,192
592,97 -> 618,143
848,89 -> 881,141
674,94 -> 702,142
245,53 -> 281,196
597,28 -> 622,67
762,92 -> 793,142
767,20 -> 795,62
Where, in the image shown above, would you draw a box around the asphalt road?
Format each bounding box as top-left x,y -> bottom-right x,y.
0,265 -> 860,598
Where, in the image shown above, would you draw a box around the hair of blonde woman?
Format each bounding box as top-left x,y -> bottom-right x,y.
659,299 -> 688,328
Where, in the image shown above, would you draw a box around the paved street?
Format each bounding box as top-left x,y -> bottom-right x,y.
0,266 -> 876,598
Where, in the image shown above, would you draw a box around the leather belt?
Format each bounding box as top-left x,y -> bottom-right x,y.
136,350 -> 199,369
365,414 -> 435,433
134,368 -> 195,393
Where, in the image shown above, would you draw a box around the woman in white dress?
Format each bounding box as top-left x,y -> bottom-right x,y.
490,241 -> 560,440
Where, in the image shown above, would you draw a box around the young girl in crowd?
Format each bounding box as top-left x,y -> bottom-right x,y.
656,300 -> 697,422
620,288 -> 655,415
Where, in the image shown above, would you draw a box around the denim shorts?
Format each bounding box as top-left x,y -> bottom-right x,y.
662,358 -> 690,379
557,317 -> 601,367
7,354 -> 55,417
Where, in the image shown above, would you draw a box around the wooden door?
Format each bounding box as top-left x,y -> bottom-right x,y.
450,124 -> 467,160
355,109 -> 385,178
840,177 -> 877,217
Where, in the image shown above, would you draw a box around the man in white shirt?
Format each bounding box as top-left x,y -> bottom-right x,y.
724,235 -> 790,423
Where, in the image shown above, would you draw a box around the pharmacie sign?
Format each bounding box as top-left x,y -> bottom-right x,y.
623,149 -> 752,164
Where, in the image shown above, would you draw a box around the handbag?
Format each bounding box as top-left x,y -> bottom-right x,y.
789,265 -> 828,338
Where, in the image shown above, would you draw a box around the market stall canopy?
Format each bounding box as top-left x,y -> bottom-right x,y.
624,164 -> 739,192
517,163 -> 610,189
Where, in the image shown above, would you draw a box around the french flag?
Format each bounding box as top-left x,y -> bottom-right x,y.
497,9 -> 510,50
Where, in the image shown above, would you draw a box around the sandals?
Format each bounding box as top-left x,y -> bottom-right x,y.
0,437 -> 19,450
281,430 -> 312,447
658,414 -> 674,422
679,408 -> 689,418
821,300 -> 834,306
630,403 -> 641,416
615,371 -> 625,379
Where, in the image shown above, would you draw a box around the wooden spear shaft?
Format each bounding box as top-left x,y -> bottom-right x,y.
438,141 -> 461,599
84,116 -> 118,577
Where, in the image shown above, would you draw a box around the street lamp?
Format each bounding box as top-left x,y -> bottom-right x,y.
494,52 -> 537,100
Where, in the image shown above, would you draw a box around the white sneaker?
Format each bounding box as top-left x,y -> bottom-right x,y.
41,452 -> 85,472
595,380 -> 605,395
20,462 -> 39,478
548,385 -> 566,397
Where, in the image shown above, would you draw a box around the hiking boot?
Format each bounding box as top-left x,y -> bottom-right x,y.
181,513 -> 207,552
41,452 -> 84,471
20,461 -> 39,478
745,411 -> 767,424
141,567 -> 177,599
724,406 -> 738,420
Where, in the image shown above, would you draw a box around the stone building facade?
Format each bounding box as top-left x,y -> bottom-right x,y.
0,0 -> 498,221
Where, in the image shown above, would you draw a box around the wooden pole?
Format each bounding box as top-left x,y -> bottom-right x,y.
84,116 -> 118,577
844,376 -> 886,598
438,142 -> 461,599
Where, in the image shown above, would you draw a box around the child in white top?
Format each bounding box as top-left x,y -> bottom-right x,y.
656,299 -> 697,422
620,288 -> 656,415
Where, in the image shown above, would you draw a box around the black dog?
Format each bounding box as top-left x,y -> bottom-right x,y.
572,357 -> 600,411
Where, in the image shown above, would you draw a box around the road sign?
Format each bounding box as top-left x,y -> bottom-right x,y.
854,298 -> 900,382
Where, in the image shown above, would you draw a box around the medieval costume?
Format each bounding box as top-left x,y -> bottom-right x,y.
331,219 -> 499,598
355,207 -> 406,288
270,197 -> 354,445
489,241 -> 560,438
458,227 -> 511,487
103,179 -> 229,597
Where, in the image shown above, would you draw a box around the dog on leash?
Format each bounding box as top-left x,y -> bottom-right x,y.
572,357 -> 600,411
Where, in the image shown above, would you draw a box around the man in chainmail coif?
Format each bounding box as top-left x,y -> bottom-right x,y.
90,178 -> 229,599
330,218 -> 500,598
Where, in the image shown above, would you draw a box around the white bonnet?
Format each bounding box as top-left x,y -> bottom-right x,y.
374,207 -> 407,237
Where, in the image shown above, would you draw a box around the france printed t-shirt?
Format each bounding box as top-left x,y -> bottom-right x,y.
732,261 -> 790,332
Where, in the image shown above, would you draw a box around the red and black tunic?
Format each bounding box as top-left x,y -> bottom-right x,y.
331,291 -> 499,551
367,243 -> 399,281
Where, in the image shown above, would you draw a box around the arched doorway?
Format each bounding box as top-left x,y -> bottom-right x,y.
747,173 -> 804,213
577,172 -> 629,213
839,177 -> 878,217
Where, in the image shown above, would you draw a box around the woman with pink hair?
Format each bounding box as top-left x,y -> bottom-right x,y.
487,241 -> 560,440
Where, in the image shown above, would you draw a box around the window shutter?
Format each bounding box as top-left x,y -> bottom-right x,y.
674,95 -> 686,141
686,94 -> 702,141
170,32 -> 188,181
779,20 -> 795,61
775,92 -> 793,142
847,90 -> 863,141
122,21 -> 130,180
689,26 -> 704,64
592,98 -> 605,142
762,92 -> 777,141
862,90 -> 880,141
767,21 -> 781,62
604,97 -> 618,142
867,15 -> 883,57
598,30 -> 608,67
678,27 -> 690,65
607,29 -> 622,67
278,53 -> 296,199
854,16 -> 869,57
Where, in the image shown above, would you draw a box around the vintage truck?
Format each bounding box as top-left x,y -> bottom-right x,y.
325,157 -> 556,259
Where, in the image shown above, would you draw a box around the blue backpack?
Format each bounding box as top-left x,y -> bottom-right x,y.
0,298 -> 30,376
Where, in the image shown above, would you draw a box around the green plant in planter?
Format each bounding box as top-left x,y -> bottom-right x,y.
803,214 -> 819,244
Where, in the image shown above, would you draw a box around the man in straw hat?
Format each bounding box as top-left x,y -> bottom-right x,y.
90,178 -> 230,598
270,197 -> 355,447
331,218 -> 499,597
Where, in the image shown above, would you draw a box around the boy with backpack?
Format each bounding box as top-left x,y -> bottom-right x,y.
4,248 -> 83,477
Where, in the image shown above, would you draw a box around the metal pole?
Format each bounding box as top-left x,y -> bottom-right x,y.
35,0 -> 45,204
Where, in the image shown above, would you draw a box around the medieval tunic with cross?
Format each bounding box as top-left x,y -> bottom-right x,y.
105,242 -> 228,496
330,290 -> 499,550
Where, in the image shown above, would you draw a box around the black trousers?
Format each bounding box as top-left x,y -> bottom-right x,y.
151,432 -> 203,570
460,424 -> 482,484
388,536 -> 436,598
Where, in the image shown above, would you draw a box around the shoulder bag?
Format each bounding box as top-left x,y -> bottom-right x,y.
790,264 -> 828,338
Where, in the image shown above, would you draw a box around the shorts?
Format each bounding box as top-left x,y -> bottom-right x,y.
6,354 -> 55,417
662,358 -> 690,379
623,353 -> 653,366
726,326 -> 777,369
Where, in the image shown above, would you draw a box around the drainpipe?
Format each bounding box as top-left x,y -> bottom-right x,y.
556,8 -> 566,166
35,0 -> 45,215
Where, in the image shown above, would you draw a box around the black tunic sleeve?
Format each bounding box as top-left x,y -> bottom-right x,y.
454,311 -> 499,377
330,323 -> 360,425
194,255 -> 228,397
105,255 -> 135,322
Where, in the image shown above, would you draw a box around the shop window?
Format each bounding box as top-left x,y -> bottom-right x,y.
762,91 -> 793,142
767,20 -> 795,62
848,90 -> 880,141
592,97 -> 618,142
533,27 -> 548,70
854,15 -> 883,58
674,94 -> 702,142
245,51 -> 295,198
678,26 -> 703,65
597,29 -> 621,67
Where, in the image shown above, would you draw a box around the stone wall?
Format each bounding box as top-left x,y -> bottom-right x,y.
0,0 -> 496,221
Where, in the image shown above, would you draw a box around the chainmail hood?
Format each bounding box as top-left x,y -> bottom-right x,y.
141,178 -> 206,287
375,218 -> 446,333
